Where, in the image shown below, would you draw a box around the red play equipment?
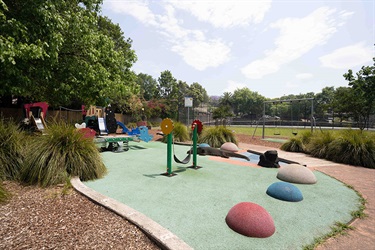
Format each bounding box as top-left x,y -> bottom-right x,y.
23,102 -> 48,132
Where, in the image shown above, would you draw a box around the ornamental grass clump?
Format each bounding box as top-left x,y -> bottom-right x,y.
280,137 -> 305,152
198,126 -> 237,148
306,131 -> 336,159
326,130 -> 375,168
0,118 -> 26,181
281,130 -> 314,153
0,182 -> 10,203
21,122 -> 107,187
161,121 -> 190,143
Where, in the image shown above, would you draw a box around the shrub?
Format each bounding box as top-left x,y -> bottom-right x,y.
20,122 -> 107,187
126,122 -> 137,129
326,130 -> 375,168
281,137 -> 305,152
0,182 -> 10,203
306,131 -> 336,159
0,119 -> 26,181
161,121 -> 190,143
299,130 -> 313,145
198,126 -> 237,148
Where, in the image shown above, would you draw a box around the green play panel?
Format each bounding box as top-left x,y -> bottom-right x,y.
84,141 -> 359,250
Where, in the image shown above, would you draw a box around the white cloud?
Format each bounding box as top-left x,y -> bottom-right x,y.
104,1 -> 231,70
167,0 -> 272,28
223,80 -> 247,93
172,39 -> 231,71
319,42 -> 373,69
296,73 -> 313,80
105,0 -> 158,26
241,7 -> 353,79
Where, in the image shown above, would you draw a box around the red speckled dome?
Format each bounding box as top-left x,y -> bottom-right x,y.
225,202 -> 275,238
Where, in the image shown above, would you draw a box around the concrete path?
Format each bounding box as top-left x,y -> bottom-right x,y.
240,143 -> 375,250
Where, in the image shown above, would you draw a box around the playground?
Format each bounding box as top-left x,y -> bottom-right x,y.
82,140 -> 360,250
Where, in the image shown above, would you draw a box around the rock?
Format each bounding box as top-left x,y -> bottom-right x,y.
266,182 -> 303,202
277,164 -> 317,184
225,202 -> 275,238
220,142 -> 239,152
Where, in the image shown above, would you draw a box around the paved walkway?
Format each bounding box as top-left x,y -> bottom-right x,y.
72,142 -> 375,249
240,143 -> 375,250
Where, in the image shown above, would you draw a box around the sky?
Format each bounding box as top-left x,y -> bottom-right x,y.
100,0 -> 374,99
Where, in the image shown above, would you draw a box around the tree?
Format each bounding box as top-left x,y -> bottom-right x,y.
158,70 -> 177,99
219,92 -> 233,107
157,70 -> 178,119
176,80 -> 189,122
331,87 -> 353,123
137,73 -> 159,100
188,82 -> 209,108
212,105 -> 233,120
343,58 -> 375,129
315,86 -> 335,119
0,0 -> 138,108
232,87 -> 265,117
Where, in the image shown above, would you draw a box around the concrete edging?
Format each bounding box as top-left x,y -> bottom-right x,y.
70,176 -> 193,250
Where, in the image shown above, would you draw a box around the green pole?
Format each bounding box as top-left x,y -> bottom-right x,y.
167,133 -> 172,175
192,125 -> 197,168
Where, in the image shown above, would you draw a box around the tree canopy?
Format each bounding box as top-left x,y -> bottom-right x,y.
343,57 -> 375,129
0,0 -> 138,108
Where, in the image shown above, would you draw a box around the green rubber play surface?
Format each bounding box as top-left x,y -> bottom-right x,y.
84,141 -> 359,250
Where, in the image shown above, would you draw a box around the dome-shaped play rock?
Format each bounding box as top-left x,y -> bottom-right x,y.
266,182 -> 303,202
225,202 -> 275,238
277,164 -> 317,184
198,143 -> 210,148
220,142 -> 239,152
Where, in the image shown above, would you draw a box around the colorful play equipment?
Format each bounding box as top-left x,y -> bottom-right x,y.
82,105 -> 153,152
266,182 -> 303,202
225,202 -> 275,238
83,105 -> 152,145
21,102 -> 49,132
95,135 -> 140,152
160,118 -> 202,177
277,163 -> 317,184
116,121 -> 141,136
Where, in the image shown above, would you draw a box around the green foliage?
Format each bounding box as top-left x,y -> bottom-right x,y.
212,105 -> 233,119
198,126 -> 237,148
280,137 -> 305,152
281,128 -> 375,168
126,122 -> 137,129
137,73 -> 159,100
299,130 -> 313,145
162,122 -> 189,143
0,182 -> 10,203
20,122 -> 106,187
281,129 -> 314,153
188,82 -> 209,108
306,131 -> 336,158
0,118 -> 26,180
326,130 -> 375,168
343,58 -> 375,129
232,87 -> 265,116
303,222 -> 354,250
0,0 -> 138,108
